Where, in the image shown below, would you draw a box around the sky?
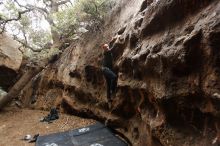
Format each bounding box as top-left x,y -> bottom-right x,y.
0,0 -> 75,32
0,0 -> 50,33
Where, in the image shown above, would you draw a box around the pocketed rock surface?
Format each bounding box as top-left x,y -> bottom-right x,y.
18,0 -> 220,145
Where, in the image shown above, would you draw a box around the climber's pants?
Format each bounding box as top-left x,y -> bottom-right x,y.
102,67 -> 117,101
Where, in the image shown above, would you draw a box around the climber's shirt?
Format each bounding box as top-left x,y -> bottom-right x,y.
103,50 -> 113,70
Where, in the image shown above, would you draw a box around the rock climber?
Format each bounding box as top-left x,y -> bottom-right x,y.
101,44 -> 117,108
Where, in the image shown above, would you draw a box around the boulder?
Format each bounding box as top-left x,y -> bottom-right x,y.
0,33 -> 23,90
0,33 -> 23,71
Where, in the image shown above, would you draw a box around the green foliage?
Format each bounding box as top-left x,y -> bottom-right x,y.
78,0 -> 107,20
29,29 -> 52,49
29,47 -> 61,61
3,0 -> 21,19
54,6 -> 78,36
54,0 -> 115,38
20,15 -> 31,27
0,13 -> 7,20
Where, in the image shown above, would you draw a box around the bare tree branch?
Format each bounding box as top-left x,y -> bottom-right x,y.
56,0 -> 71,6
21,29 -> 28,45
0,23 -> 6,34
26,4 -> 49,15
14,0 -> 49,14
0,0 -> 47,34
18,46 -> 24,54
0,9 -> 31,34
14,0 -> 26,8
13,35 -> 43,52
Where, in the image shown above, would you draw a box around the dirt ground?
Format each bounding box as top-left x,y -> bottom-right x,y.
0,107 -> 95,146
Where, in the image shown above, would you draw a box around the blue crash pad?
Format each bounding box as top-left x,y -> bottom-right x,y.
36,122 -> 128,146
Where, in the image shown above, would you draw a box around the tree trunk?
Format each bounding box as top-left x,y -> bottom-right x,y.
0,67 -> 43,109
48,1 -> 62,49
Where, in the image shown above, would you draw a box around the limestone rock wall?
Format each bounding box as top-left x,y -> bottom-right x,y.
30,0 -> 220,145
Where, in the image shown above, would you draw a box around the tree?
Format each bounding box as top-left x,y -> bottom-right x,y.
26,0 -> 72,48
0,0 -> 72,52
0,0 -> 114,57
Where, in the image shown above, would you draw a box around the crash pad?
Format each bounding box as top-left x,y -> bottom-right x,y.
36,122 -> 128,146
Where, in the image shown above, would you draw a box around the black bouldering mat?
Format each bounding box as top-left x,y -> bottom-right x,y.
36,122 -> 128,146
